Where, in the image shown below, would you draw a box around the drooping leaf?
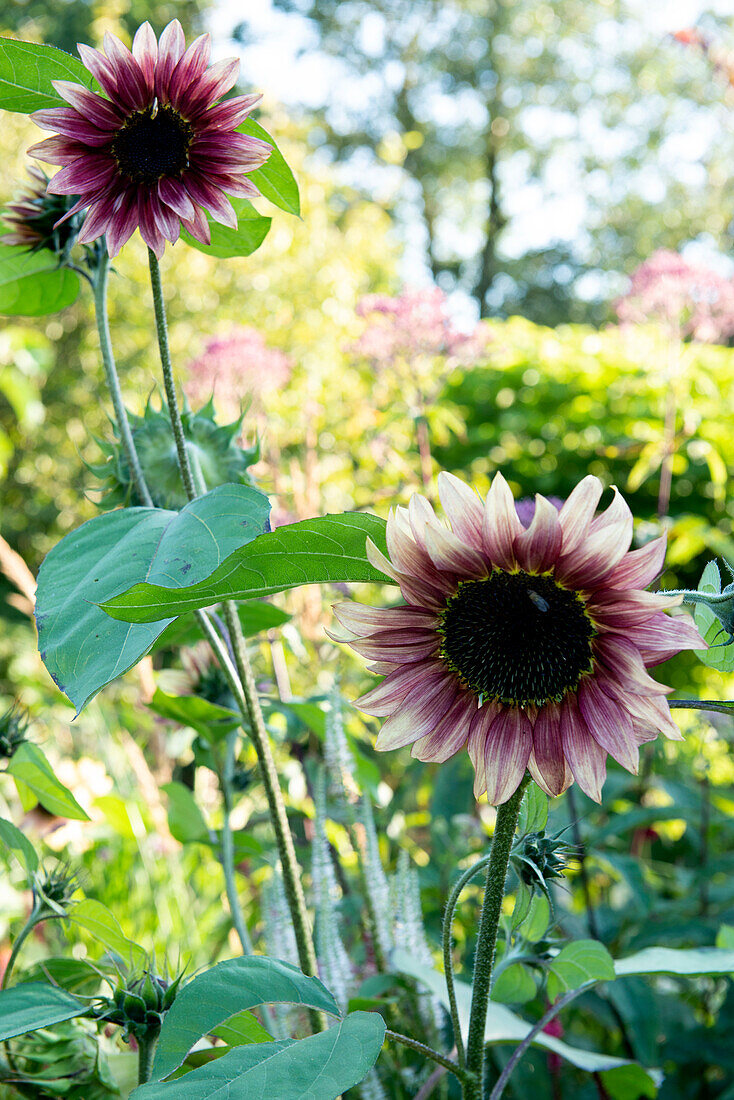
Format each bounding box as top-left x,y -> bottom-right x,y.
0,984 -> 86,1041
614,946 -> 734,978
240,119 -> 300,217
149,691 -> 240,742
0,246 -> 80,316
100,513 -> 391,624
391,949 -> 636,1074
181,198 -> 271,259
0,39 -> 95,113
0,815 -> 39,871
7,742 -> 89,820
547,940 -> 616,1003
152,956 -> 340,1079
136,1013 -> 385,1099
36,483 -> 271,712
68,899 -> 147,969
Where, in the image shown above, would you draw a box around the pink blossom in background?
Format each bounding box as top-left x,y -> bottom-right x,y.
615,249 -> 734,344
351,286 -> 491,367
185,327 -> 293,416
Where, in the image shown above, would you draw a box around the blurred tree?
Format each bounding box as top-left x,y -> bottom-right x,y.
234,2 -> 734,323
0,0 -> 210,55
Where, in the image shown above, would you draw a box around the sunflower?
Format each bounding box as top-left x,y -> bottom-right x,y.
333,473 -> 705,804
29,20 -> 271,257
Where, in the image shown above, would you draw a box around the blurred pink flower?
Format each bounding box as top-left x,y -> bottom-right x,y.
352,286 -> 490,367
615,249 -> 734,343
185,326 -> 293,416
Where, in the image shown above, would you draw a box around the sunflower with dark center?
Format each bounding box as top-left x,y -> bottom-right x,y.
28,20 -> 271,257
331,472 -> 706,804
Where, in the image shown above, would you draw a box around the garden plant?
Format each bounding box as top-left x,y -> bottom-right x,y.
0,14 -> 734,1100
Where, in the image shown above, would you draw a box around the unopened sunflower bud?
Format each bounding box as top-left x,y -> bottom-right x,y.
1,166 -> 82,260
512,828 -> 578,898
0,702 -> 29,759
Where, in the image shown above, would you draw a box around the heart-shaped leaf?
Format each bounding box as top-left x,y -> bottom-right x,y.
0,246 -> 80,316
0,39 -> 95,113
546,940 -> 615,1002
100,512 -> 391,624
36,484 -> 271,713
152,956 -> 340,1079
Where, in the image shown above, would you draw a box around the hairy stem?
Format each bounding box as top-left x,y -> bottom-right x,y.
147,248 -> 196,503
223,602 -> 318,979
442,854 -> 492,1068
93,248 -> 153,507
384,1029 -> 462,1079
463,777 -> 530,1100
137,1035 -> 157,1085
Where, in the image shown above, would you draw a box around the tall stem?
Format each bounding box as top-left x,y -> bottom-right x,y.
146,253 -> 317,986
147,249 -> 196,503
463,777 -> 530,1100
442,855 -> 492,1069
93,249 -> 153,507
223,602 -> 318,978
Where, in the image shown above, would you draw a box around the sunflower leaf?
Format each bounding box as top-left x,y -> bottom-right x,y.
0,246 -> 80,316
181,198 -> 271,259
98,513 -> 392,624
240,118 -> 300,217
0,39 -> 96,113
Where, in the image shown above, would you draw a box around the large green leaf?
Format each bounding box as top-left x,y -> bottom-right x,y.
181,198 -> 271,259
152,956 -> 340,1079
0,39 -> 94,113
0,984 -> 86,1041
0,246 -> 80,316
7,743 -> 89,820
0,815 -> 39,871
614,946 -> 734,978
136,1013 -> 384,1099
36,483 -> 271,712
100,513 -> 391,624
391,949 -> 636,1074
240,119 -> 300,217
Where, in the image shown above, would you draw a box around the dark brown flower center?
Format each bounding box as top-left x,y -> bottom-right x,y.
438,570 -> 595,707
111,104 -> 193,184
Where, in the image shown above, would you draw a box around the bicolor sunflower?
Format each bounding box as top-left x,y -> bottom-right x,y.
333,473 -> 705,804
29,20 -> 270,257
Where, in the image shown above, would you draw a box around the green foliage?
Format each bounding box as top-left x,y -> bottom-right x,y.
693,560 -> 734,672
0,244 -> 80,316
546,940 -> 616,1002
35,484 -> 271,711
68,899 -> 147,969
151,956 -> 340,1078
135,1013 -> 386,1100
0,38 -> 94,113
0,815 -> 38,871
180,199 -> 272,260
240,119 -> 301,218
100,512 -> 391,623
7,741 -> 89,819
0,984 -> 86,1041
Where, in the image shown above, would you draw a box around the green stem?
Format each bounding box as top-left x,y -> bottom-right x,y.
223,602 -> 318,980
669,700 -> 734,715
147,248 -> 196,503
463,777 -> 530,1100
385,1029 -> 462,1079
442,855 -> 492,1069
137,1035 -> 157,1084
220,731 -> 256,955
1,904 -> 43,990
93,248 -> 153,507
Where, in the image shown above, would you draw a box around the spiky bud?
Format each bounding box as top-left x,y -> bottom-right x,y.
0,702 -> 29,759
512,828 -> 577,897
94,969 -> 179,1042
88,395 -> 259,509
1,166 -> 83,261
